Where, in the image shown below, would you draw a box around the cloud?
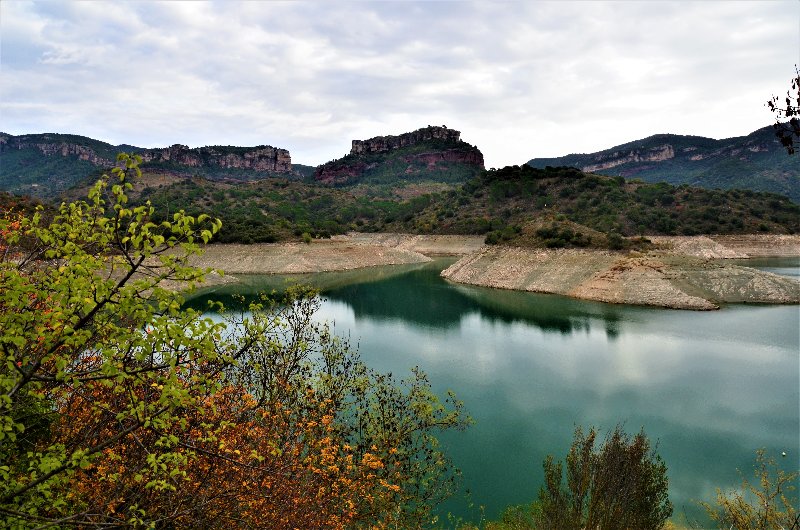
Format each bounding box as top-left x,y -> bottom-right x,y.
1,0 -> 797,167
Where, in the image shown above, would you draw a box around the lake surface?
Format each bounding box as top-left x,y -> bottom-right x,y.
188,258 -> 800,525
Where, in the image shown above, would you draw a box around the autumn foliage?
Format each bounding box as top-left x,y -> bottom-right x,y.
0,154 -> 469,528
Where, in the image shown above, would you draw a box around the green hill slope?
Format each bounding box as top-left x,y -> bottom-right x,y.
527,126 -> 799,202
383,165 -> 799,247
0,133 -> 299,199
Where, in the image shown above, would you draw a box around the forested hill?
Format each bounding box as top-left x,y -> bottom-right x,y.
526,126 -> 799,202
127,164 -> 798,247
0,133 -> 298,199
380,165 -> 799,248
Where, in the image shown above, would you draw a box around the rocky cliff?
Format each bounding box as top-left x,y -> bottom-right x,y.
527,126 -> 799,202
582,144 -> 675,172
138,144 -> 292,173
350,125 -> 462,155
1,134 -> 116,166
0,133 -> 295,198
315,126 -> 485,186
1,134 -> 293,174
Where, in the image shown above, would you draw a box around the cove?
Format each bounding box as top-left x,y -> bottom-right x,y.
186,258 -> 800,525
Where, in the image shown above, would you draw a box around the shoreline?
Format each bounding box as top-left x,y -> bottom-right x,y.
441,235 -> 800,310
188,233 -> 800,310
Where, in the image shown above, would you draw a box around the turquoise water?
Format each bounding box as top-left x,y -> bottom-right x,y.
188,258 -> 800,524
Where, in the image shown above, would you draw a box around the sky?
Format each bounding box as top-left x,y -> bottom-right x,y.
1,1 -> 798,169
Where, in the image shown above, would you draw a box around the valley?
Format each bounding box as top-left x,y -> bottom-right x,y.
2,125 -> 799,310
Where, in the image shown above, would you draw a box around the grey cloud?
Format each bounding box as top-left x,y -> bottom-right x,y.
1,1 -> 797,167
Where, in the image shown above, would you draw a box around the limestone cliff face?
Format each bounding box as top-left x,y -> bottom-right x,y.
582,144 -> 674,173
139,144 -> 292,173
1,134 -> 293,175
315,126 -> 484,185
350,125 -> 462,155
405,149 -> 484,168
1,135 -> 114,166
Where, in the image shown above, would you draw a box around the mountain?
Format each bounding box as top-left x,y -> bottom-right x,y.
313,125 -> 485,186
0,133 -> 298,199
526,126 -> 799,202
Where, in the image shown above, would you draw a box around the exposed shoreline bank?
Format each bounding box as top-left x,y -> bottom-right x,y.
441,235 -> 800,310
189,233 -> 799,310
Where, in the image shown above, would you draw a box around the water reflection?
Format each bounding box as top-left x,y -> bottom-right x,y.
189,259 -> 625,336
186,258 -> 800,524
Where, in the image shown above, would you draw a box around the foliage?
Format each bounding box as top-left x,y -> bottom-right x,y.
1,153 -> 223,526
132,163 -> 800,248
0,154 -> 469,528
699,449 -> 798,530
137,176 -> 413,244
535,425 -> 672,530
0,146 -> 104,199
767,65 -> 800,155
394,165 -> 800,244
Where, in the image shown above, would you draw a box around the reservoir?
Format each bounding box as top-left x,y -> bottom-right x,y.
188,257 -> 800,524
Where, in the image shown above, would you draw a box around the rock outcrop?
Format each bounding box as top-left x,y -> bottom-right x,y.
441,242 -> 800,310
1,133 -> 294,175
350,125 -> 462,155
526,125 -> 799,201
314,125 -> 485,185
1,134 -> 114,166
138,144 -> 292,173
582,144 -> 674,172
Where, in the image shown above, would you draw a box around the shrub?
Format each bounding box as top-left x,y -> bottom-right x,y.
535,425 -> 672,530
700,449 -> 798,530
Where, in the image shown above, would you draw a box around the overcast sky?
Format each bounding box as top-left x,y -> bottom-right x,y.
1,1 -> 798,168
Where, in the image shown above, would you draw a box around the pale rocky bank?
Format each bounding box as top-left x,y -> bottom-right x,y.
188,233 -> 483,274
188,233 -> 798,310
441,235 -> 800,310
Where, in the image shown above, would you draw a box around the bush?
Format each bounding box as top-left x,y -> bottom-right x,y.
700,449 -> 798,529
535,425 -> 672,530
607,232 -> 627,250
0,154 -> 471,529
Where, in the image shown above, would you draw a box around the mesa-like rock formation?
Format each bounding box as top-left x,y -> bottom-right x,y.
350,125 -> 462,154
314,125 -> 485,186
0,134 -> 294,174
138,144 -> 292,173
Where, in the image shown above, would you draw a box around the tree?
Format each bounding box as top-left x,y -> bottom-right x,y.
0,154 -> 469,528
535,425 -> 672,530
700,449 -> 798,530
767,66 -> 800,154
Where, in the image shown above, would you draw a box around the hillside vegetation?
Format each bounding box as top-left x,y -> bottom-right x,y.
384,165 -> 799,246
527,126 -> 799,201
131,164 -> 799,249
